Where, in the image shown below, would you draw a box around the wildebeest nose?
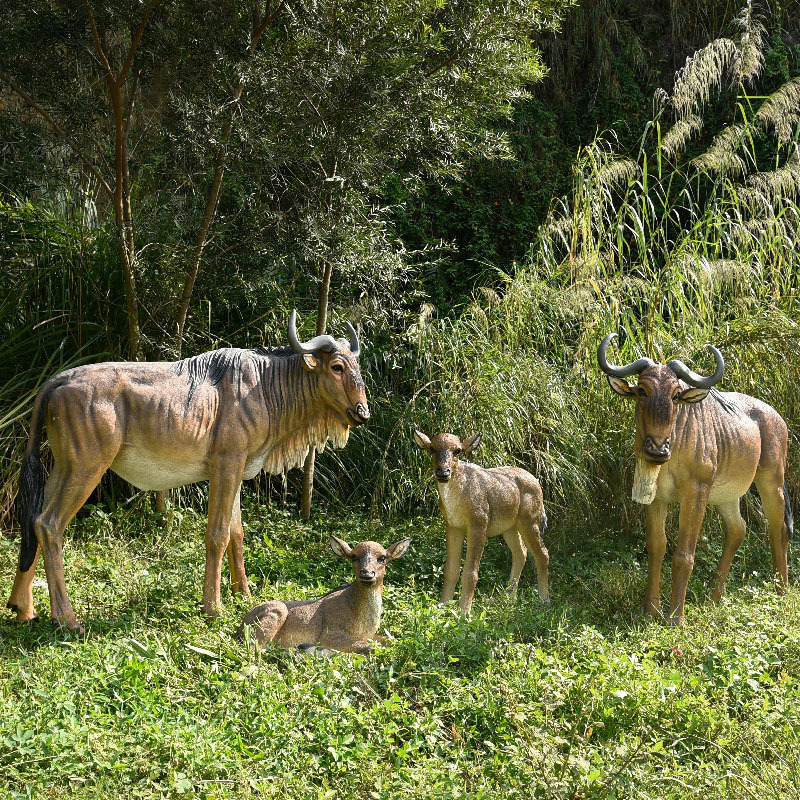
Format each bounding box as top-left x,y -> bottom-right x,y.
644,437 -> 670,459
436,468 -> 451,480
355,403 -> 370,422
360,569 -> 375,579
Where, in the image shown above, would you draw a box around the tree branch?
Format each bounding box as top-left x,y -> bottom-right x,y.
119,0 -> 163,85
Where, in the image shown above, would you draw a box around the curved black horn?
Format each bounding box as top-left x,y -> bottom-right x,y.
288,310 -> 339,354
597,333 -> 656,377
346,321 -> 360,359
667,345 -> 725,388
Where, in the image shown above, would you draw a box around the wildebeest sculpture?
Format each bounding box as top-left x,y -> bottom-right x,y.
8,311 -> 370,630
599,333 -> 792,624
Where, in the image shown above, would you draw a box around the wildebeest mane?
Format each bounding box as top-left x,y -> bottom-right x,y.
173,346 -> 296,402
710,388 -> 738,415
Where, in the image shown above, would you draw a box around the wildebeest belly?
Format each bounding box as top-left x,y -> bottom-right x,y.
111,445 -> 209,491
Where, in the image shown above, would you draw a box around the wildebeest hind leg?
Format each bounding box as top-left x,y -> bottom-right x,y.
712,500 -> 746,602
8,548 -> 40,622
755,469 -> 789,594
36,463 -> 109,631
226,486 -> 250,597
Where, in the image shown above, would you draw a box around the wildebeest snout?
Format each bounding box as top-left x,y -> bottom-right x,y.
643,436 -> 670,462
435,467 -> 451,482
348,402 -> 370,425
359,567 -> 376,582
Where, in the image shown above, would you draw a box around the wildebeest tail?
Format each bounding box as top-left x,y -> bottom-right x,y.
785,482 -> 794,540
16,381 -> 57,572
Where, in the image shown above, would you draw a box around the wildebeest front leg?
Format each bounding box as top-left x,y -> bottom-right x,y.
204,460 -> 245,617
440,525 -> 465,605
320,631 -> 372,654
643,500 -> 668,617
669,486 -> 710,625
460,521 -> 488,614
226,486 -> 250,597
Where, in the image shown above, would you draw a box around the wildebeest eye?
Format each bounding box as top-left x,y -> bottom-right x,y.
332,363 -> 344,374
377,556 -> 386,563
453,448 -> 462,457
637,387 -> 647,397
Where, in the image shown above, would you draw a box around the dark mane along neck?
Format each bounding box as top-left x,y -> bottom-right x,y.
256,351 -> 350,474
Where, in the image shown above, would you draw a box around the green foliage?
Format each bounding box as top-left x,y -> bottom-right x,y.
1,507 -> 799,798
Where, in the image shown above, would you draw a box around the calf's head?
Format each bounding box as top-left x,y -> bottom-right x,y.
329,535 -> 411,585
413,431 -> 482,483
288,310 -> 370,428
598,333 -> 724,464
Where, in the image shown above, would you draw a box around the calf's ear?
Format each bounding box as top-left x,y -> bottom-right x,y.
413,430 -> 432,450
386,538 -> 411,561
675,386 -> 710,404
462,433 -> 482,453
607,375 -> 637,398
329,534 -> 352,559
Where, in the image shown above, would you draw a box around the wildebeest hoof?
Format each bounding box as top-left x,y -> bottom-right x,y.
52,618 -> 85,635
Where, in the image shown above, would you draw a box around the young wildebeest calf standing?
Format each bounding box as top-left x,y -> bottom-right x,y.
414,431 -> 549,613
236,536 -> 410,654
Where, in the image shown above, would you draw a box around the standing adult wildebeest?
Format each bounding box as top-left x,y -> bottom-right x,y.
8,311 -> 370,631
598,333 -> 791,625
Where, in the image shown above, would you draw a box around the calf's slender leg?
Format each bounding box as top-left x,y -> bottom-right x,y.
204,459 -> 245,617
501,529 -> 527,598
643,500 -> 668,616
668,485 -> 710,625
226,486 -> 250,597
518,519 -> 550,603
460,521 -> 487,614
711,500 -> 746,603
238,601 -> 288,647
440,525 -> 465,605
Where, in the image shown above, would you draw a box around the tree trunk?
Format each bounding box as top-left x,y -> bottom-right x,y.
299,260 -> 333,520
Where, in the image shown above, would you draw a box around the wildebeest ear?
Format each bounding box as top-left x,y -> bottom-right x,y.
386,537 -> 411,562
413,430 -> 432,450
462,433 -> 482,453
301,353 -> 322,372
675,386 -> 710,405
329,535 -> 352,558
607,375 -> 637,398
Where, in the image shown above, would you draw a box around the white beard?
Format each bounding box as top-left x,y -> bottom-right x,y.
632,456 -> 662,504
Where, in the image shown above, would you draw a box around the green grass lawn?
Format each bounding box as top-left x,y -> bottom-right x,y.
1,503 -> 799,799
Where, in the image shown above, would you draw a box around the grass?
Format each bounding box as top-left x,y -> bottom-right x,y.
1,501 -> 799,799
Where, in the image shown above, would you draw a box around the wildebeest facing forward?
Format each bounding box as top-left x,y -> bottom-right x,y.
8,311 -> 370,631
599,333 -> 792,624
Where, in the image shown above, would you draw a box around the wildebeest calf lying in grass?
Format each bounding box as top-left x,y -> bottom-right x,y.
236,535 -> 410,654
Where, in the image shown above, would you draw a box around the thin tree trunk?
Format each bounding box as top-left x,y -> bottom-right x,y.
300,260 -> 333,520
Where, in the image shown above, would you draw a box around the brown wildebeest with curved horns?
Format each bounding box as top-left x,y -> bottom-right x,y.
599,333 -> 792,625
8,311 -> 370,631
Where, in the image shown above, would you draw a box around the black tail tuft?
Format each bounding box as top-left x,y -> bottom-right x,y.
16,450 -> 44,572
785,482 -> 794,541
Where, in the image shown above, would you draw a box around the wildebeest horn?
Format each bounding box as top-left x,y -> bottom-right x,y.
288,310 -> 339,354
667,345 -> 725,388
597,333 -> 656,377
346,321 -> 360,359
